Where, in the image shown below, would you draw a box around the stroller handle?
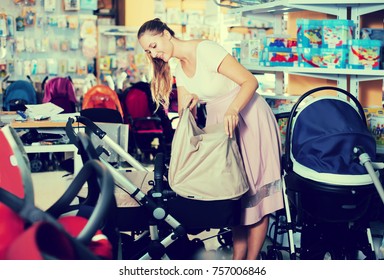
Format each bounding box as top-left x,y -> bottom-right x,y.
66,116 -> 107,148
47,159 -> 114,244
284,86 -> 366,171
0,158 -> 114,247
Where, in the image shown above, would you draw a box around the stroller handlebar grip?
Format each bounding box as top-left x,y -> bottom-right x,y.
154,153 -> 165,194
65,116 -> 107,147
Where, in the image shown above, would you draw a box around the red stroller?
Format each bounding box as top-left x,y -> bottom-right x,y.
0,124 -> 116,260
121,82 -> 173,162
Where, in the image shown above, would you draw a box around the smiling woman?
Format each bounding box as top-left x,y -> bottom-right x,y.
137,18 -> 284,260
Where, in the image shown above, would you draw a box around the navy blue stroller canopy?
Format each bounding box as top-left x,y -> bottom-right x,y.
290,96 -> 377,185
3,80 -> 37,111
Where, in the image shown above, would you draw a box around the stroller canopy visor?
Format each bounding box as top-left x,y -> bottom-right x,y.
291,97 -> 377,185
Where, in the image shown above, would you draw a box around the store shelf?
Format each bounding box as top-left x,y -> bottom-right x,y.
228,1 -> 384,99
242,65 -> 384,77
228,0 -> 384,17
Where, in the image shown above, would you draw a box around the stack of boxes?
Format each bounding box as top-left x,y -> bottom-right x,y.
237,19 -> 383,70
297,19 -> 352,69
296,18 -> 383,70
262,36 -> 298,67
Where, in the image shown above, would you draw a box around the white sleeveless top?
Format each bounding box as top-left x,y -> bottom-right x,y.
174,40 -> 238,102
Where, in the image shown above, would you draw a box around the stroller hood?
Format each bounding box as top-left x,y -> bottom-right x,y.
3,80 -> 37,111
290,97 -> 377,185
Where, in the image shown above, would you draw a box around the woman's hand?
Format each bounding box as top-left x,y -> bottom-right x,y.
181,93 -> 199,111
224,107 -> 239,138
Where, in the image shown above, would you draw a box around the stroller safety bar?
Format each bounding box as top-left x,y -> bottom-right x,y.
354,146 -> 384,205
66,116 -> 146,171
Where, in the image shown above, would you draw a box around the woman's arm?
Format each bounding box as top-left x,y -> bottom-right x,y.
177,85 -> 198,117
218,54 -> 259,138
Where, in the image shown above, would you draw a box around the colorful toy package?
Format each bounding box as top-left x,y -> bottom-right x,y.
297,47 -> 348,68
297,19 -> 323,48
361,28 -> 384,69
322,19 -> 354,48
263,94 -> 299,153
240,39 -> 264,65
365,107 -> 384,148
347,39 -> 382,69
262,35 -> 297,67
263,49 -> 298,67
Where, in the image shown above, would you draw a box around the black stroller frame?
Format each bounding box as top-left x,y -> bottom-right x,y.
65,115 -> 241,260
65,116 -> 188,260
267,86 -> 384,260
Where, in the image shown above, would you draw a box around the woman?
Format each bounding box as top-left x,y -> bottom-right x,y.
137,18 -> 283,260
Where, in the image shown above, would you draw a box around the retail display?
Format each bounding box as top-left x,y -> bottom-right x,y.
228,1 -> 384,100
0,0 -> 97,81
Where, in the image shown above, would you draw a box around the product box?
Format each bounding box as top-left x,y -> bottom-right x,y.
364,107 -> 384,148
347,39 -> 382,70
263,48 -> 298,67
322,19 -> 354,48
297,19 -> 323,48
240,39 -> 264,65
297,47 -> 347,68
265,35 -> 297,50
263,94 -> 300,153
263,95 -> 299,114
361,28 -> 384,69
232,46 -> 241,62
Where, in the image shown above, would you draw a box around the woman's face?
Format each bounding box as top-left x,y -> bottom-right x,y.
138,31 -> 173,62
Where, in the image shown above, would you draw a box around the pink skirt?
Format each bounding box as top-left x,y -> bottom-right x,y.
205,87 -> 284,225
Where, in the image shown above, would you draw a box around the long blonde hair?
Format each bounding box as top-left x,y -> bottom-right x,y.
138,18 -> 175,109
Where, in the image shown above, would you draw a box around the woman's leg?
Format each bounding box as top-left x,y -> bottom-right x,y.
232,225 -> 248,260
246,215 -> 269,260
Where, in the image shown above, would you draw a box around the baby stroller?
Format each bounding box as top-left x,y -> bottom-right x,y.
0,124 -> 116,259
82,84 -> 124,118
42,76 -> 77,113
277,86 -> 384,260
65,116 -> 241,260
2,77 -> 37,111
120,82 -> 172,163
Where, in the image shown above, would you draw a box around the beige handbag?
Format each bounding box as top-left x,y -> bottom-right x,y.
168,108 -> 250,201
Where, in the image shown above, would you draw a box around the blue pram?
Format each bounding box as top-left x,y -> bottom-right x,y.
273,86 -> 384,260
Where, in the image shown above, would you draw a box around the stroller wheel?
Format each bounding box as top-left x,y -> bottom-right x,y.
30,158 -> 44,173
259,250 -> 268,260
217,227 -> 233,247
216,245 -> 233,260
267,248 -> 283,260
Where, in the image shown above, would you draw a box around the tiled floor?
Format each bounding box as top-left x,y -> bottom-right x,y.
31,169 -> 384,260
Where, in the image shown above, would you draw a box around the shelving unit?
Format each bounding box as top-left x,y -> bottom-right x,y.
225,0 -> 384,98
